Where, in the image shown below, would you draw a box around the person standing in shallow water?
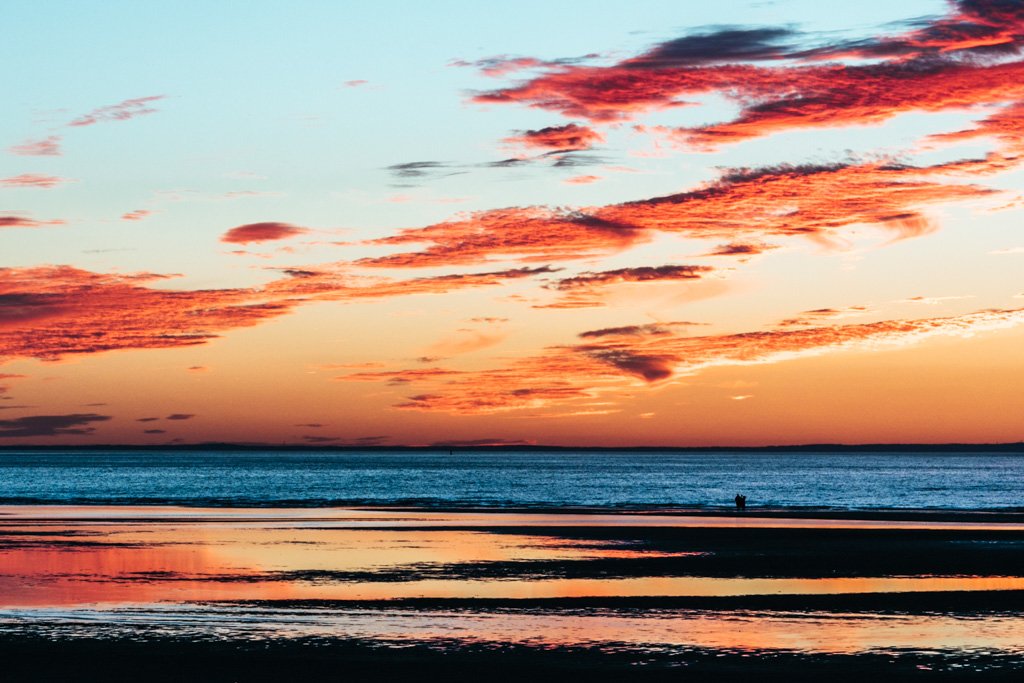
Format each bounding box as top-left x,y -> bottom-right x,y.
734,493 -> 747,511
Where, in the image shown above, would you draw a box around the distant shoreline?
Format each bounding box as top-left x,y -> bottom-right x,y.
1,442 -> 1023,453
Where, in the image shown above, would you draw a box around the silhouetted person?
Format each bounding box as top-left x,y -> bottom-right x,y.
734,493 -> 746,511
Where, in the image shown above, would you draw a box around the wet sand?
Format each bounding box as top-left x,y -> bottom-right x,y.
3,505 -> 1024,679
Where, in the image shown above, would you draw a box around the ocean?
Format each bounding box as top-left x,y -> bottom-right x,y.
1,449 -> 1022,509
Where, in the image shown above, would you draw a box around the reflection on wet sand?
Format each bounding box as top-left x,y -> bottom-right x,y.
5,604 -> 1023,658
3,506 -> 1024,606
3,505 -> 1024,663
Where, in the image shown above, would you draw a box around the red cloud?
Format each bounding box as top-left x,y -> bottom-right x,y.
0,266 -> 284,360
366,307 -> 1024,414
811,0 -> 1024,61
360,207 -> 647,267
0,264 -> 553,361
7,136 -> 62,156
0,215 -> 65,229
68,96 -> 166,127
504,123 -> 604,151
593,163 -> 986,242
0,174 -> 74,189
471,2 -> 1024,148
676,62 -> 1024,150
359,162 -> 990,268
221,222 -> 309,244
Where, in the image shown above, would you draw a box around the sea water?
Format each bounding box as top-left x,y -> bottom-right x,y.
1,450 -> 1022,509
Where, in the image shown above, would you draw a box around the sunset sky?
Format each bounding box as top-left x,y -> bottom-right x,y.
3,0 -> 1024,446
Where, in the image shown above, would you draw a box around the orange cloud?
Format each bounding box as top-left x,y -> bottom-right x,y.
361,308 -> 1024,414
221,222 -> 309,244
121,209 -> 152,221
594,163 -> 987,242
264,265 -> 555,301
0,264 -> 553,361
0,266 -> 285,360
360,207 -> 648,267
360,162 -> 990,268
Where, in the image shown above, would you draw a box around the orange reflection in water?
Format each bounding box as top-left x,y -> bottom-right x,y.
3,506 -> 1024,608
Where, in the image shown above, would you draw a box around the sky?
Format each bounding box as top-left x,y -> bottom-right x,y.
2,0 -> 1024,446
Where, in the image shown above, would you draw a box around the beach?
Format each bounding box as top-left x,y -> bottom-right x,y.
3,504 -> 1024,680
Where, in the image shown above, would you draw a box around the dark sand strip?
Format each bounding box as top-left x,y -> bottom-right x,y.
2,633 -> 1022,682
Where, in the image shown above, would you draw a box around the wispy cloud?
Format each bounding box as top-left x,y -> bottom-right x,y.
537,265 -> 712,308
121,209 -> 152,221
776,305 -> 870,328
0,174 -> 75,189
899,295 -> 975,305
564,174 -> 602,185
7,136 -> 61,156
356,308 -> 1024,414
0,215 -> 65,229
68,95 -> 166,127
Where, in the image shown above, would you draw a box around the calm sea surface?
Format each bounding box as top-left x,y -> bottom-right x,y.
1,450 -> 1022,509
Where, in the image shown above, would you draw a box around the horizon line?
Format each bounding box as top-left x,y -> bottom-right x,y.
1,442 -> 1023,453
